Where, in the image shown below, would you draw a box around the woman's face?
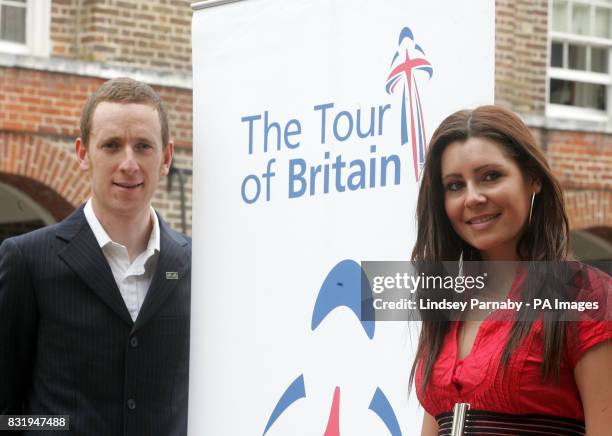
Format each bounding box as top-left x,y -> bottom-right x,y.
440,137 -> 540,261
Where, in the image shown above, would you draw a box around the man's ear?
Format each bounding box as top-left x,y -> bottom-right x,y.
161,141 -> 174,176
75,138 -> 89,171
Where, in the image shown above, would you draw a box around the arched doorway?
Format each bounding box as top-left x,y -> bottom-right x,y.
0,182 -> 54,242
570,227 -> 612,274
0,174 -> 75,243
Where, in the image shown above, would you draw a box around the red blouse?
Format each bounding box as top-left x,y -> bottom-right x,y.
416,264 -> 612,420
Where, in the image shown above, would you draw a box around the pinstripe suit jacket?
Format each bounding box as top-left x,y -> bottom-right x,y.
0,207 -> 191,436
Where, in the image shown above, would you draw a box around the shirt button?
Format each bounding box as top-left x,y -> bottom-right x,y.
127,399 -> 136,410
130,337 -> 139,348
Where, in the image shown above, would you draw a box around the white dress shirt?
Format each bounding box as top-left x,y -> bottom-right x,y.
84,199 -> 160,322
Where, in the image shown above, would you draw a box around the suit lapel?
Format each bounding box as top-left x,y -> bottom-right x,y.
56,207 -> 133,326
133,217 -> 188,332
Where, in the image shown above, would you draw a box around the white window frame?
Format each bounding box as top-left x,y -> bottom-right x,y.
547,0 -> 612,124
0,0 -> 50,57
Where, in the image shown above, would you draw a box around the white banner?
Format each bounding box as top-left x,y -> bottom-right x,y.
189,0 -> 494,434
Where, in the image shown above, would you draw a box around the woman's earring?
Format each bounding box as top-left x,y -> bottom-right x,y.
528,192 -> 535,225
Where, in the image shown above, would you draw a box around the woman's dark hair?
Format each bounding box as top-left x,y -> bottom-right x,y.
410,105 -> 570,393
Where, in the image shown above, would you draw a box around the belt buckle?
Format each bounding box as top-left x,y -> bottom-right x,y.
450,403 -> 470,436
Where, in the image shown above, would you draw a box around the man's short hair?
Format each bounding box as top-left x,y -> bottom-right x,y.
80,77 -> 170,148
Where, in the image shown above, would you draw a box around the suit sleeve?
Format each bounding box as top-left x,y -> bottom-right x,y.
0,238 -> 38,415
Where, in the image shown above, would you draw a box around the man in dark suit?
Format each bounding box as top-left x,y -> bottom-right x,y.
0,78 -> 191,435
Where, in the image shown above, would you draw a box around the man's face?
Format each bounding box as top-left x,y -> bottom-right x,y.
76,102 -> 173,220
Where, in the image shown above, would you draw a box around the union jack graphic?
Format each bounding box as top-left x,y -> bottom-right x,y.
386,27 -> 433,181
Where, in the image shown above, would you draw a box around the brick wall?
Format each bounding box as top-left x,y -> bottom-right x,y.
0,67 -> 193,147
496,0 -> 611,239
495,0 -> 548,115
51,0 -> 193,73
152,147 -> 192,232
542,129 -> 612,230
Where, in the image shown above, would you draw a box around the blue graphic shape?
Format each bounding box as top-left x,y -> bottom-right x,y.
415,86 -> 424,163
385,75 -> 401,94
311,259 -> 375,339
368,388 -> 403,436
390,51 -> 400,66
262,374 -> 306,435
398,27 -> 414,43
400,88 -> 408,145
418,66 -> 433,79
415,44 -> 425,55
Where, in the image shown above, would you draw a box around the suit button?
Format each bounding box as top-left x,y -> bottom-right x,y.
130,337 -> 139,348
127,399 -> 136,410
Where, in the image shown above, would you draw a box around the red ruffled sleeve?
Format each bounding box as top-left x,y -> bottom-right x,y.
566,264 -> 612,369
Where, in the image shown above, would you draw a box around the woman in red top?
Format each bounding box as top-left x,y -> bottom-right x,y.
411,106 -> 612,435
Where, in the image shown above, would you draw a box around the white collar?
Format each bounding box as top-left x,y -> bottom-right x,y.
84,198 -> 160,253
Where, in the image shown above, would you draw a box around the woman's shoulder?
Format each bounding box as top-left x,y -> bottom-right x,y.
562,261 -> 612,368
567,261 -> 610,290
564,261 -> 611,311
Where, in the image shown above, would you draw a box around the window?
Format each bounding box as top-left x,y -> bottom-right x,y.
0,0 -> 50,56
549,0 -> 612,121
0,0 -> 26,44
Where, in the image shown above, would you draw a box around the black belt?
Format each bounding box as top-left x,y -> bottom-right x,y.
436,410 -> 585,436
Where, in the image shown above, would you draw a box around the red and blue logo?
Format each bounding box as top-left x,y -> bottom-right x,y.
386,27 -> 433,182
262,260 -> 402,436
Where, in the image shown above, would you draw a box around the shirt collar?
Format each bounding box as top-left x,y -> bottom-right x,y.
84,198 -> 160,253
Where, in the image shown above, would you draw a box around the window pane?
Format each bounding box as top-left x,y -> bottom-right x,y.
550,79 -> 606,110
595,7 -> 612,39
0,5 -> 26,44
591,47 -> 609,73
553,0 -> 568,32
568,44 -> 587,70
551,41 -> 564,67
572,3 -> 591,35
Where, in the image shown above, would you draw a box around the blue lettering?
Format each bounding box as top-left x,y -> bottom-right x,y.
381,154 -> 401,186
347,160 -> 366,190
263,111 -> 281,152
241,114 -> 261,154
332,154 -> 346,192
378,104 -> 391,135
356,107 -> 375,138
333,111 -> 353,142
241,174 -> 261,204
313,102 -> 334,144
284,119 -> 301,149
288,159 -> 307,198
369,145 -> 377,187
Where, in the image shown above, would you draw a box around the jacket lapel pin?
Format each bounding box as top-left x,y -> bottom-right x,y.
166,272 -> 179,280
